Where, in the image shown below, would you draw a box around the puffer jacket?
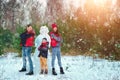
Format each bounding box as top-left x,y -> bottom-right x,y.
50,32 -> 62,47
38,42 -> 49,58
20,30 -> 35,47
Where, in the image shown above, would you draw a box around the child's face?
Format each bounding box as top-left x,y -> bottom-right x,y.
42,39 -> 47,43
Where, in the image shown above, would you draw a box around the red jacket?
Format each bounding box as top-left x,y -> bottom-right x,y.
20,30 -> 35,47
50,32 -> 62,47
25,36 -> 34,47
26,30 -> 35,47
38,42 -> 49,51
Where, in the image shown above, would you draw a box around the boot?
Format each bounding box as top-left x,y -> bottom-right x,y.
45,69 -> 48,74
19,68 -> 26,72
52,68 -> 57,75
60,67 -> 64,74
40,69 -> 44,74
26,71 -> 34,75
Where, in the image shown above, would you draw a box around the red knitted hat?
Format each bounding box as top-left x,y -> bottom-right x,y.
51,23 -> 57,29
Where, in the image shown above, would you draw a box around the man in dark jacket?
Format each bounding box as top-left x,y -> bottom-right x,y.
19,24 -> 35,75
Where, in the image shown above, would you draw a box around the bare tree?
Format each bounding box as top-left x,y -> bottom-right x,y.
45,0 -> 64,25
30,1 -> 42,27
0,0 -> 20,31
0,0 -> 2,27
18,0 -> 33,26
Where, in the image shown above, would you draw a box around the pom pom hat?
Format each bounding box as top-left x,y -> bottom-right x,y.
51,23 -> 57,29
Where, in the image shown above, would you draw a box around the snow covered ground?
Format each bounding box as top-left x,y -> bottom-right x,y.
0,53 -> 120,80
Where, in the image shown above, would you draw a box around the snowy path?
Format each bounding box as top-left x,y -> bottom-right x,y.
0,53 -> 120,80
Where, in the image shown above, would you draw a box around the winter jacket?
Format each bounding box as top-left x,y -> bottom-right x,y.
20,30 -> 35,47
50,32 -> 62,47
34,26 -> 51,68
38,42 -> 49,58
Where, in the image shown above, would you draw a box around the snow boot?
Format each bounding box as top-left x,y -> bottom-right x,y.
60,67 -> 65,74
40,69 -> 44,74
52,68 -> 57,75
45,69 -> 48,74
19,68 -> 26,72
26,71 -> 34,75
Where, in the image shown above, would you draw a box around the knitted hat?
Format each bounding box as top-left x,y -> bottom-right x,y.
51,23 -> 57,29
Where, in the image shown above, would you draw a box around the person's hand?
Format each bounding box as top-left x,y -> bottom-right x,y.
51,34 -> 55,38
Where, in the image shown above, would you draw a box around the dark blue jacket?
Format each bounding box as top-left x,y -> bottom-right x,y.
20,31 -> 34,46
38,42 -> 49,58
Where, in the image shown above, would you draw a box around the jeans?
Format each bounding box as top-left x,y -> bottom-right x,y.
51,47 -> 62,68
22,47 -> 33,72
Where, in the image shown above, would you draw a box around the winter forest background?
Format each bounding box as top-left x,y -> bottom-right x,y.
0,0 -> 120,60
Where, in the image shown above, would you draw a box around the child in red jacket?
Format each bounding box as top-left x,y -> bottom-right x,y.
38,38 -> 49,74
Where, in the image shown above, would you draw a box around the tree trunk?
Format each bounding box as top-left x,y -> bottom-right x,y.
45,0 -> 64,25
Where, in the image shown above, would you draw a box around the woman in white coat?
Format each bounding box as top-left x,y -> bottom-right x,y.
34,26 -> 51,74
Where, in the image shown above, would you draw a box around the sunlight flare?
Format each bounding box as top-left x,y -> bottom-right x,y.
94,0 -> 107,6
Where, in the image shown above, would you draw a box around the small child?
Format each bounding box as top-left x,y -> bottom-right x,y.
38,38 -> 49,74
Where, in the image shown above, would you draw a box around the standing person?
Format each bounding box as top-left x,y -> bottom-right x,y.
19,24 -> 35,75
50,23 -> 65,75
34,26 -> 51,74
38,38 -> 49,74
